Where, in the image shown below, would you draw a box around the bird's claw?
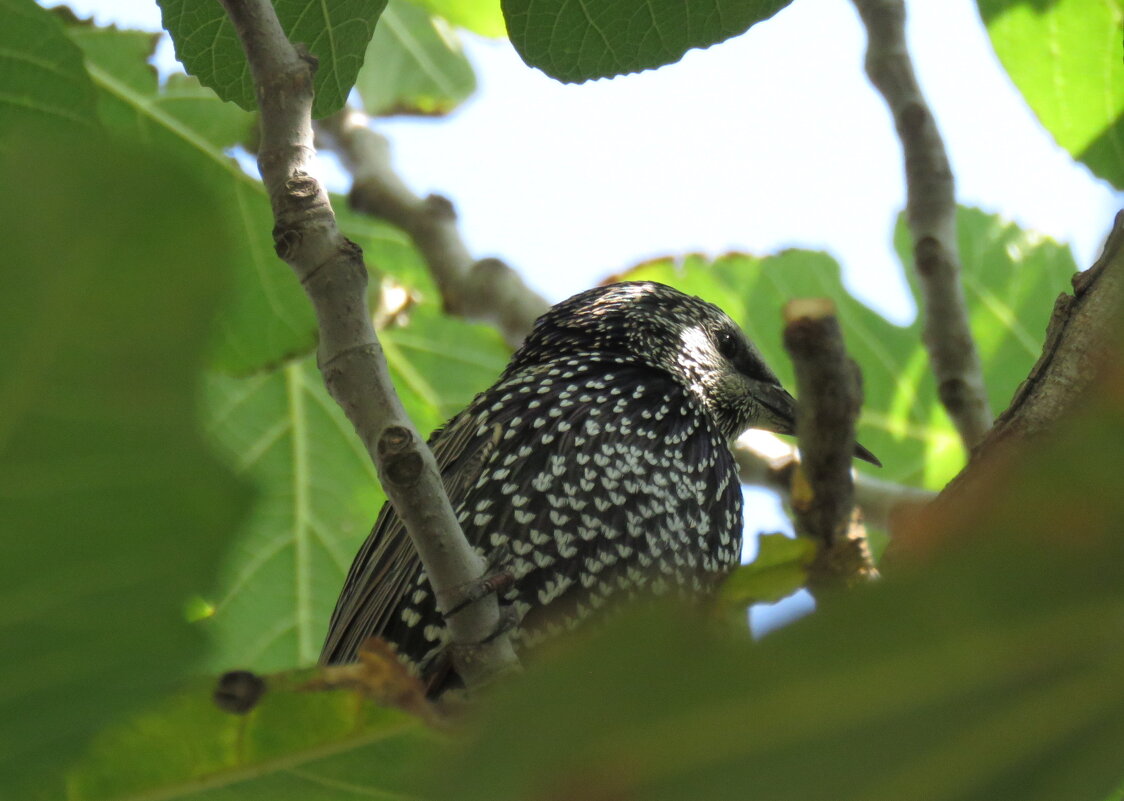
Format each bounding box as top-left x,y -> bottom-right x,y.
477,604 -> 519,643
444,545 -> 515,618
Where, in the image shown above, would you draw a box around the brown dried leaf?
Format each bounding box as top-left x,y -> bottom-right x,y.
309,637 -> 438,723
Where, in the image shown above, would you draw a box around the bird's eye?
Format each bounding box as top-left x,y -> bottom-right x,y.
715,329 -> 740,360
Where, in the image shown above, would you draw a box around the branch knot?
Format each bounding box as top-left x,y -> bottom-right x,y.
379,425 -> 424,486
914,236 -> 942,276
424,193 -> 457,220
272,224 -> 301,260
286,172 -> 318,199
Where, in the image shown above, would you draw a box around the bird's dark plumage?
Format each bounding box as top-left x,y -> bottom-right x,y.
321,281 -> 873,688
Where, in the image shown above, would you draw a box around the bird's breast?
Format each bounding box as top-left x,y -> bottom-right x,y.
455,356 -> 745,646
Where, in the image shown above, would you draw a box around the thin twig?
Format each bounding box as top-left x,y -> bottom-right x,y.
782,299 -> 879,588
218,0 -> 519,689
852,0 -> 992,450
732,437 -> 934,533
317,107 -> 551,348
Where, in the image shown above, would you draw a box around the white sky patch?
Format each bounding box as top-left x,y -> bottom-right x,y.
737,429 -> 797,462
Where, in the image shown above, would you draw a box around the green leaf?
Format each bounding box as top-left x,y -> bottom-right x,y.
51,23 -> 507,677
158,0 -> 388,119
720,533 -> 816,607
620,206 -> 1077,489
415,0 -> 506,37
382,304 -> 510,430
502,0 -> 791,83
65,26 -> 254,150
199,316 -> 508,673
333,196 -> 433,288
977,0 -> 1124,189
0,0 -> 99,141
434,368 -> 1124,800
200,361 -> 384,672
65,23 -> 323,374
896,208 -> 1078,432
0,134 -> 252,798
356,0 -> 477,117
66,24 -> 465,374
67,673 -> 435,800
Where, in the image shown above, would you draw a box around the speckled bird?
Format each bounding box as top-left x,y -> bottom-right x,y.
321,281 -> 877,690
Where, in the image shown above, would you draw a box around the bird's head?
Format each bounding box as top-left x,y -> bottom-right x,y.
511,281 -> 879,465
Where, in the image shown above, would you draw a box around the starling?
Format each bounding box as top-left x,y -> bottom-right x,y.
321,281 -> 877,689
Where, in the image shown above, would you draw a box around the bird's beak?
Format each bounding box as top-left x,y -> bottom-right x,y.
852,441 -> 882,467
753,382 -> 798,437
754,383 -> 882,468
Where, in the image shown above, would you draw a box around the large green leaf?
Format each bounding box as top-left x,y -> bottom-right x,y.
621,206 -> 1076,489
49,21 -> 503,676
66,673 -> 435,800
67,25 -> 253,149
434,365 -> 1124,801
977,0 -> 1124,189
157,0 -> 388,119
440,565 -> 1124,801
0,135 -> 252,798
65,24 -> 316,374
199,315 -> 508,673
356,0 -> 477,117
0,0 -> 98,141
64,25 -> 439,376
502,0 -> 791,83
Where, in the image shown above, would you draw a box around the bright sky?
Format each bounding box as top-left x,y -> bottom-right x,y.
377,0 -> 1120,323
51,0 -> 1122,631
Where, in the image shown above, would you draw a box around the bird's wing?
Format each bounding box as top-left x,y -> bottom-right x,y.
319,407 -> 502,665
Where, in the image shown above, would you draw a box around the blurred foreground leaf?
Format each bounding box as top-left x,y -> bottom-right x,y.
0,135 -> 252,798
65,24 -> 447,375
436,352 -> 1124,801
65,23 -> 314,374
67,672 -> 435,800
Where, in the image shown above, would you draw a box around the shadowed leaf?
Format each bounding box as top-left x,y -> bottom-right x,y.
502,0 -> 791,82
0,133 -> 252,798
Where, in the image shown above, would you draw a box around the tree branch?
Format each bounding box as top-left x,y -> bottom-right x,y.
852,0 -> 992,450
732,437 -> 935,533
782,299 -> 879,588
218,0 -> 519,689
317,106 -> 551,347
